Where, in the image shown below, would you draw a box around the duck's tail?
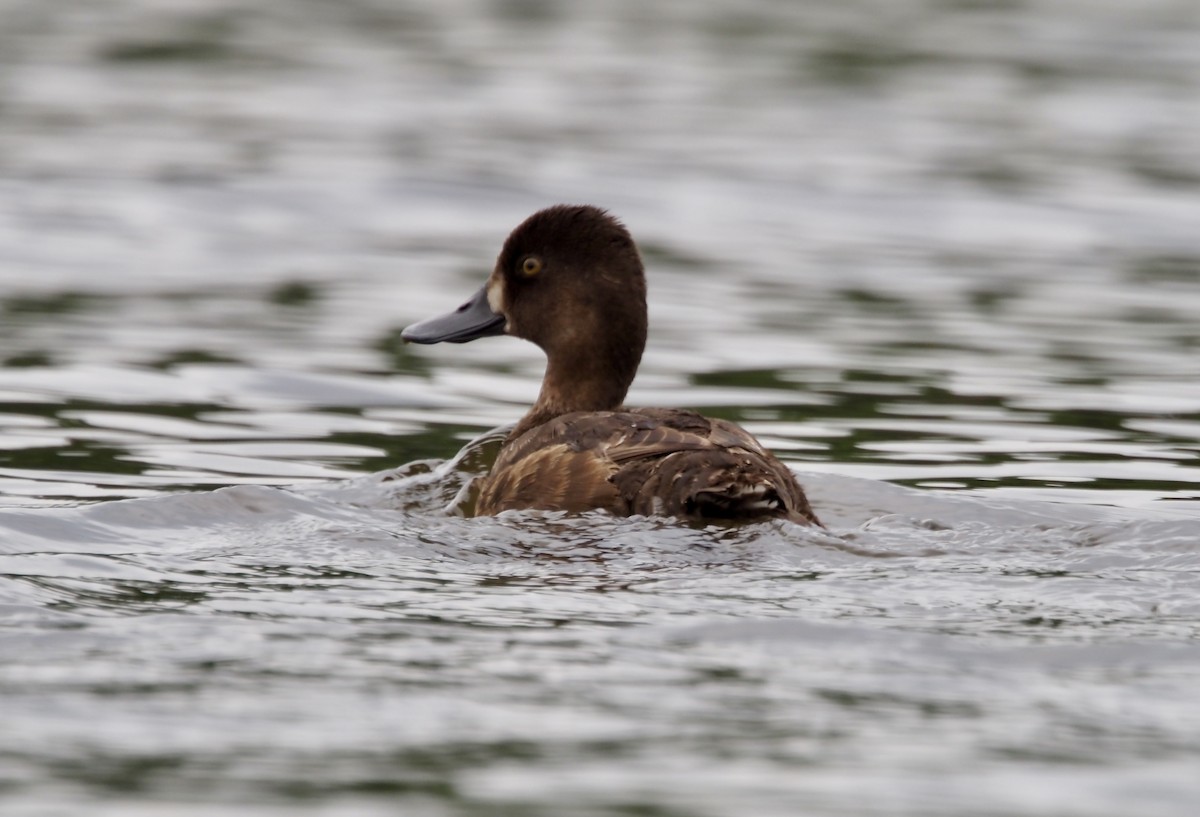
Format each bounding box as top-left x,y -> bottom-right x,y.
619,449 -> 821,526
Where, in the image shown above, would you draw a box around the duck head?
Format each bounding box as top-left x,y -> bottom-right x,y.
403,205 -> 648,419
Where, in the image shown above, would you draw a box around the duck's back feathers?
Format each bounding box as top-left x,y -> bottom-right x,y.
477,408 -> 820,526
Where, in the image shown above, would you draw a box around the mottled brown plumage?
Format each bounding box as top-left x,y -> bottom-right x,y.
477,408 -> 819,524
402,205 -> 820,526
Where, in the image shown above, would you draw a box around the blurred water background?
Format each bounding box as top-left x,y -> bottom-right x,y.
2,1 -> 1200,815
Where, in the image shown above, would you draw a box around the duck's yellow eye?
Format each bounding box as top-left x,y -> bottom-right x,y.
521,256 -> 542,277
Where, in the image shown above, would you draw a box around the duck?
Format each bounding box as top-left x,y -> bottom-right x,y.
401,204 -> 821,526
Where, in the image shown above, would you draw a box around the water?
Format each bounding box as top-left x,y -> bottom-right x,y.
2,1 -> 1200,814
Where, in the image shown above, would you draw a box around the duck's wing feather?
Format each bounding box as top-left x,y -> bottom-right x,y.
477,441 -> 622,515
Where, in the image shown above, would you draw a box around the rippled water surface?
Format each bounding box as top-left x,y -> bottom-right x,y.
2,1 -> 1200,815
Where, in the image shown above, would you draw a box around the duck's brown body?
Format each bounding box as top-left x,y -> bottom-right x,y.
477,408 -> 819,524
402,204 -> 820,527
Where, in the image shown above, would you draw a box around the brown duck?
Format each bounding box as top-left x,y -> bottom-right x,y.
402,205 -> 820,526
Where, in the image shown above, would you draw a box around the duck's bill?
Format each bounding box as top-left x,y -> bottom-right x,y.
401,284 -> 506,344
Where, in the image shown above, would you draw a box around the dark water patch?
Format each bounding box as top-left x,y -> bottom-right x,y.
148,349 -> 245,369
30,575 -> 210,617
1125,146 -> 1200,190
936,0 -> 1028,11
834,287 -> 914,312
2,291 -> 106,317
805,39 -> 945,86
966,285 -> 1021,313
637,242 -> 719,271
266,280 -> 320,307
690,368 -> 798,392
3,351 -> 55,368
959,157 -> 1038,192
0,436 -> 144,482
1126,254 -> 1200,285
813,687 -> 984,718
373,327 -> 434,376
1012,57 -> 1074,84
102,38 -> 230,65
99,16 -> 239,65
496,0 -> 561,25
703,12 -> 780,44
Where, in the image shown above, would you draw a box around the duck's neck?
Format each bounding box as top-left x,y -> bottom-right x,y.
509,341 -> 642,440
